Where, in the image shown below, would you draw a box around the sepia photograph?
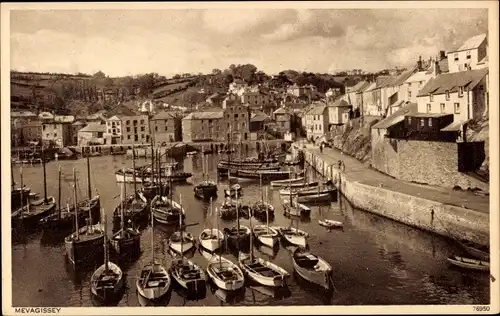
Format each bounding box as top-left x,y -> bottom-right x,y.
1,1 -> 498,315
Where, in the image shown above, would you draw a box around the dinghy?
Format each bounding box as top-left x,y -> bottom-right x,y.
270,177 -> 305,187
169,231 -> 195,254
447,256 -> 490,272
206,254 -> 245,291
292,248 -> 332,290
199,197 -> 225,252
239,253 -> 289,287
318,219 -> 343,229
253,225 -> 280,248
170,258 -> 207,293
282,199 -> 311,217
274,226 -> 309,248
458,240 -> 489,261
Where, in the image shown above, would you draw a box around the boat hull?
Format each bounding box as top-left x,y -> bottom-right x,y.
12,197 -> 57,230
39,197 -> 100,231
206,257 -> 245,291
292,249 -> 332,290
447,256 -> 490,271
199,229 -> 225,252
110,232 -> 141,258
115,172 -> 191,183
90,262 -> 124,302
194,184 -> 218,200
65,226 -> 105,266
170,260 -> 207,292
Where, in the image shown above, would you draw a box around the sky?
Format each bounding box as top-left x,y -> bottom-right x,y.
10,8 -> 489,77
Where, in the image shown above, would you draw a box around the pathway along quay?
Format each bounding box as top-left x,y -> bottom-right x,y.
10,151 -> 489,307
293,142 -> 490,247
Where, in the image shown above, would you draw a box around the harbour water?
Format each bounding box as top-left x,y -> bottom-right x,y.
10,151 -> 490,306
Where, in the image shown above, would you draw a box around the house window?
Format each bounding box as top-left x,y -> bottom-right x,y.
127,127 -> 131,132
165,126 -> 168,131
466,51 -> 471,59
426,104 -> 431,112
408,91 -> 412,99
458,86 -> 464,97
126,120 -> 130,125
155,126 -> 158,132
419,81 -> 424,88
428,118 -> 432,127
127,135 -> 131,140
408,82 -> 412,88
108,129 -> 112,133
454,53 -> 459,61
429,94 -> 434,101
235,114 -> 238,118
445,90 -> 450,100
454,103 -> 460,114
117,129 -> 120,134
97,132 -> 103,138
420,119 -> 425,127
141,134 -> 145,139
141,127 -> 145,132
408,117 -> 412,124
54,133 -> 57,137
140,119 -> 144,125
43,125 -> 46,131
440,103 -> 446,113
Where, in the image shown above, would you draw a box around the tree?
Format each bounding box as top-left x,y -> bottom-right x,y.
93,71 -> 106,79
212,68 -> 222,75
172,74 -> 181,79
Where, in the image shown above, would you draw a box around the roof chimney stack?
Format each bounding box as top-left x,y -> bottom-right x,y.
417,56 -> 423,71
432,59 -> 441,78
439,50 -> 446,60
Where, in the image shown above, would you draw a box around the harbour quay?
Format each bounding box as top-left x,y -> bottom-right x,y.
293,142 -> 489,247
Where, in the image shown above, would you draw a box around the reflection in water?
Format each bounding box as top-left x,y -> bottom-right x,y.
10,153 -> 490,306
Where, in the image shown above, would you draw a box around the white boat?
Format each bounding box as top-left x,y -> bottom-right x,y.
136,262 -> 171,300
282,199 -> 311,217
318,219 -> 343,229
136,195 -> 171,301
89,214 -> 124,302
292,248 -> 332,290
270,177 -> 305,187
253,225 -> 279,248
199,228 -> 225,252
447,256 -> 490,271
298,193 -> 332,204
238,253 -> 289,287
206,255 -> 245,291
169,231 -> 195,254
170,258 -> 207,292
273,226 -> 309,248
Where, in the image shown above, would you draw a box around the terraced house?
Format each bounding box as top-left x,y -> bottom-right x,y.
149,111 -> 182,144
182,110 -> 225,142
120,114 -> 150,144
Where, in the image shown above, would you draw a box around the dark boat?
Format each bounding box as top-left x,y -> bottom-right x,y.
110,181 -> 141,259
11,163 -> 31,211
458,240 -> 490,261
90,214 -> 125,303
115,167 -> 192,183
11,152 -> 56,229
65,170 -> 105,266
194,182 -> 218,200
152,195 -> 185,225
224,183 -> 242,198
235,169 -> 304,181
40,158 -> 101,231
217,163 -> 281,175
447,255 -> 489,271
141,182 -> 170,201
170,256 -> 206,294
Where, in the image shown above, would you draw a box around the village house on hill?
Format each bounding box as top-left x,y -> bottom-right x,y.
447,33 -> 488,73
77,123 -> 106,147
149,111 -> 182,145
182,110 -> 225,142
304,103 -> 328,142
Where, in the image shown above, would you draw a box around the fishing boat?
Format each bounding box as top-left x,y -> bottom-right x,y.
224,191 -> 251,248
65,170 -> 105,266
136,193 -> 172,301
152,195 -> 185,226
279,186 -> 336,196
292,248 -> 333,290
447,256 -> 490,271
270,177 -> 305,187
219,199 -> 237,220
318,219 -> 343,229
297,193 -> 332,204
253,225 -> 280,248
40,157 -> 101,231
11,163 -> 31,211
90,214 -> 124,302
11,150 -> 56,229
206,251 -> 245,291
275,226 -> 309,248
217,163 -> 281,174
199,198 -> 225,252
282,198 -> 311,217
194,150 -> 218,200
238,215 -> 289,288
251,175 -> 275,222
224,183 -> 242,198
115,169 -> 192,183
235,169 -> 304,181
169,195 -> 196,254
169,257 -> 206,293
458,240 -> 490,261
110,181 -> 141,259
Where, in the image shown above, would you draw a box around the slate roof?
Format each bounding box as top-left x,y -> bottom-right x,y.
372,103 -> 418,129
306,105 -> 327,115
151,111 -> 177,120
183,111 -> 224,120
450,33 -> 487,53
347,81 -> 370,93
393,68 -> 417,86
273,107 -> 291,115
417,68 -> 488,97
78,123 -> 106,133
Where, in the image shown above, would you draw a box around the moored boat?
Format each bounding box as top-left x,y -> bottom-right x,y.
447,255 -> 489,271
292,248 -> 333,290
194,181 -> 218,200
238,253 -> 289,287
235,169 -> 304,181
12,196 -> 57,229
152,195 -> 185,226
169,231 -> 196,254
253,225 -> 279,248
206,255 -> 245,291
270,177 -> 305,187
224,183 -> 242,198
458,240 -> 490,261
275,226 -> 309,248
297,193 -> 332,204
199,198 -> 225,252
318,219 -> 343,229
282,199 -> 311,217
169,258 -> 207,293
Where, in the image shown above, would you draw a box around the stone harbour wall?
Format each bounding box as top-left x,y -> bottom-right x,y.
297,146 -> 489,246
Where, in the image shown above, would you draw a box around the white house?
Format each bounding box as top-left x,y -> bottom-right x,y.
447,33 -> 488,73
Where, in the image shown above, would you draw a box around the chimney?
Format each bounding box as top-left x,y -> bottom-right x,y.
432,59 -> 441,78
439,50 -> 446,60
417,56 -> 423,71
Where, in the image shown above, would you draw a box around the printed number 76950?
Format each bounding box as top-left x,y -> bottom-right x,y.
473,306 -> 490,312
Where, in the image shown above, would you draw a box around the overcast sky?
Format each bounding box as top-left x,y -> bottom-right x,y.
10,8 -> 488,77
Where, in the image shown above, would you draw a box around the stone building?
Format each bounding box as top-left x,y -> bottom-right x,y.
150,111 -> 182,144
182,110 -> 225,142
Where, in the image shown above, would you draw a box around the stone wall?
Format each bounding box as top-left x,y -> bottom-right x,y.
296,146 -> 489,246
371,133 -> 489,192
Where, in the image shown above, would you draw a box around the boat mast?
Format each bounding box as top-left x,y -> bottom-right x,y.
201,146 -> 205,183
216,207 -> 221,269
265,187 -> 269,234
120,170 -> 125,233
11,161 -> 15,189
132,144 -> 137,201
151,196 -> 155,264
157,150 -> 162,195
19,165 -> 24,224
58,166 -> 62,219
87,156 -> 93,227
260,174 -> 263,204
249,211 -> 254,261
73,168 -> 79,240
103,212 -> 108,272
179,193 -> 184,261
42,146 -> 48,203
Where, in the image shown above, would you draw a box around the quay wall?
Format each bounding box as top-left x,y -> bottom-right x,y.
295,145 -> 489,246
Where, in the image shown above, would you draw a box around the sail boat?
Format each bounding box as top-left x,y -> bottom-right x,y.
110,179 -> 141,259
168,194 -> 195,254
136,196 -> 171,301
11,161 -> 31,211
239,211 -> 289,287
65,168 -> 105,266
169,196 -> 207,292
252,174 -> 275,221
223,169 -> 242,198
113,145 -> 148,228
224,190 -> 251,249
11,147 -> 56,229
292,247 -> 333,290
194,148 -> 218,200
90,213 -> 124,302
252,187 -> 279,248
206,207 -> 245,291
199,197 -> 225,252
40,157 -> 101,231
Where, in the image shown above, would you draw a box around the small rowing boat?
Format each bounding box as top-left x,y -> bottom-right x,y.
318,219 -> 343,229
447,256 -> 489,272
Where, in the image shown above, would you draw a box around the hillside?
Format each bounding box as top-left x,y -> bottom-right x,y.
466,118 -> 489,179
